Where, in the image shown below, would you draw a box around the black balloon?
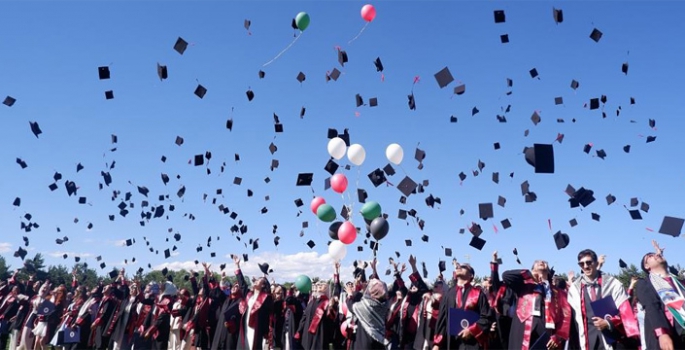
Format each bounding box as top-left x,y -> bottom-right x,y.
369,217 -> 389,241
328,221 -> 342,240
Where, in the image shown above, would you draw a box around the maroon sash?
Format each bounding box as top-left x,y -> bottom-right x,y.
308,296 -> 330,334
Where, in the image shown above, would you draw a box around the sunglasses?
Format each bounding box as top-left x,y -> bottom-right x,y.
577,260 -> 595,267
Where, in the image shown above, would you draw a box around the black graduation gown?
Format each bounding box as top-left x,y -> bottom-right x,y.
153,307 -> 171,350
221,296 -> 242,350
489,262 -> 514,350
238,291 -> 273,350
273,300 -> 286,349
282,296 -> 304,350
297,296 -> 339,350
635,278 -> 685,350
434,285 -> 492,350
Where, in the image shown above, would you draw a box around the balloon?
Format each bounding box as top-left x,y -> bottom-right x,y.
310,197 -> 326,215
328,240 -> 347,261
369,217 -> 389,241
347,144 -> 366,166
327,137 -> 347,160
385,143 -> 404,165
340,319 -> 350,338
523,146 -> 535,168
360,201 -> 382,221
328,221 -> 342,240
316,204 -> 336,222
330,173 -> 348,193
294,275 -> 312,293
295,12 -> 310,31
338,221 -> 357,244
361,4 -> 376,22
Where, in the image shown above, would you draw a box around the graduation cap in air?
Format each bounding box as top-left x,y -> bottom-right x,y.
157,63 -> 168,80
469,236 -> 486,251
29,121 -> 42,138
174,37 -> 188,55
589,28 -> 603,42
373,57 -> 383,72
258,70 -> 265,79
328,68 -> 341,82
553,231 -> 570,250
14,247 -> 27,260
434,67 -> 454,88
622,62 -> 629,75
569,187 -> 595,208
296,173 -> 313,186
529,68 -> 539,79
194,85 -> 207,99
246,89 -> 254,101
553,8 -> 563,23
408,94 -> 416,110
338,49 -> 348,67
479,203 -> 494,220
104,90 -> 114,100
454,84 -> 466,95
296,72 -> 306,83
98,66 -> 110,80
500,34 -> 509,44
523,144 -> 555,174
493,10 -> 505,23
4,96 -> 16,107
658,216 -> 684,237
259,263 -> 271,275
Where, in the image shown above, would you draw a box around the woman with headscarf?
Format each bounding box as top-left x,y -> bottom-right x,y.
237,262 -> 273,350
346,276 -> 389,350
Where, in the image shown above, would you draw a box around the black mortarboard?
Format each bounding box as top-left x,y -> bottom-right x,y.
646,136 -> 656,143
492,172 -> 499,184
497,196 -> 506,207
355,94 -> 364,107
194,154 -> 204,166
500,34 -> 509,43
408,93 -> 416,110
296,173 -> 313,186
606,194 -> 616,205
554,97 -> 563,105
397,176 -> 417,197
98,66 -> 110,80
479,203 -> 494,220
454,84 -> 466,95
174,37 -> 188,55
3,96 -> 16,107
641,202 -> 650,213
258,70 -> 265,79
528,144 -> 555,174
357,188 -> 368,203
226,119 -> 233,131
434,67 -> 454,88
658,216 -> 684,237
421,235 -> 429,243
306,240 -> 316,249
569,187 -> 595,208
369,97 -> 378,107
14,247 -> 27,260
529,68 -> 539,79
259,262 -> 270,275
16,158 -> 27,169
570,218 -> 578,227
444,248 -> 452,257
104,90 -> 114,100
596,149 -> 607,159
469,236 -> 486,251
622,62 -> 629,75
553,8 -> 563,23
630,198 -> 639,207
589,28 -> 603,42
405,239 -> 412,246
553,231 -> 570,250
100,262 -> 106,269
274,123 -> 283,133
329,68 -> 341,81
338,50 -> 348,66
246,89 -> 254,101
619,259 -> 628,269
494,10 -> 505,23
629,210 -> 642,220
374,57 -> 384,72
324,159 -> 339,175
194,85 -> 207,99
296,72 -> 306,83
30,121 -> 42,138
109,269 -> 118,279
591,213 -> 600,221
157,63 -> 168,80
501,219 -> 512,229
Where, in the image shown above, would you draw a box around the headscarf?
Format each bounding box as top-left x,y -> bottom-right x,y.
352,279 -> 388,343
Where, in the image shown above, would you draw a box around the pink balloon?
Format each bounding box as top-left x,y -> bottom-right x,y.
361,4 -> 376,22
310,197 -> 326,215
338,221 -> 357,244
330,173 -> 348,194
340,320 -> 350,338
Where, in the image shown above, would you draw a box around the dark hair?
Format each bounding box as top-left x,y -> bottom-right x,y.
641,252 -> 654,275
577,249 -> 597,262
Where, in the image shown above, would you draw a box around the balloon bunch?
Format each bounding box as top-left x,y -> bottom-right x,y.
263,11 -> 310,67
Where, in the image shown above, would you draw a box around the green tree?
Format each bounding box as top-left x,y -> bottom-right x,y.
47,264 -> 72,286
0,255 -> 11,281
614,264 -> 646,289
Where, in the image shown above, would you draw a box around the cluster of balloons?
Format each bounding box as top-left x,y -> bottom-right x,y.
327,137 -> 366,166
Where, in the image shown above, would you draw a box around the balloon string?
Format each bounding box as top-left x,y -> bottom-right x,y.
348,22 -> 369,45
263,33 -> 302,67
310,185 -> 322,238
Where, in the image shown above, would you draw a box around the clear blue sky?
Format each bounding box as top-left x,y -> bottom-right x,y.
1,1 -> 684,282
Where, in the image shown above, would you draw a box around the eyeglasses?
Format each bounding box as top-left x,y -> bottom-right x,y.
577,260 -> 594,267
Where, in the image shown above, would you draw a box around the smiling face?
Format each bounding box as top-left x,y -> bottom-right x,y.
578,254 -> 598,278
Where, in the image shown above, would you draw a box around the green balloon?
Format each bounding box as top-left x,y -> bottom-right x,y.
294,274 -> 312,293
317,203 -> 336,222
295,12 -> 310,31
360,201 -> 382,221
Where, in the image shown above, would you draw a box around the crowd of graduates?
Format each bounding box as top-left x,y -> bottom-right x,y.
0,240 -> 684,350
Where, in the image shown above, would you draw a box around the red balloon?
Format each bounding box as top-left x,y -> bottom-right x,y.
310,197 -> 326,215
361,4 -> 376,22
331,173 -> 348,194
338,221 -> 357,244
340,320 -> 350,338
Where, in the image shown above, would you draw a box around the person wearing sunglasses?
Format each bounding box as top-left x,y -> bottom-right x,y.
635,240 -> 685,350
566,249 -> 639,350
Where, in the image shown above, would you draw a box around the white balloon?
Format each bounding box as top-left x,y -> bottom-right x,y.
386,143 -> 404,165
327,137 -> 347,160
328,240 -> 347,261
347,144 -> 366,166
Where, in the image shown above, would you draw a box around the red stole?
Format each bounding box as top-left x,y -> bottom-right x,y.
239,291 -> 269,329
105,297 -> 122,336
308,295 -> 331,334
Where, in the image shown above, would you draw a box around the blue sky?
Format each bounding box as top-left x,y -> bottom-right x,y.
1,1 -> 684,283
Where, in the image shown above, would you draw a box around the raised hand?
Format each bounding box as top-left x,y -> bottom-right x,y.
452,258 -> 459,269
334,261 -> 341,273
492,251 -> 498,263
567,270 -> 575,282
408,255 -> 417,267
652,240 -> 664,256
598,255 -> 606,266
233,254 -> 241,267
400,263 -> 407,274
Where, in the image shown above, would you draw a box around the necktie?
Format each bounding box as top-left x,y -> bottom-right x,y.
588,284 -> 597,302
456,286 -> 463,308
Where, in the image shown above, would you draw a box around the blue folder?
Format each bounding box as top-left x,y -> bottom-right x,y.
590,296 -> 619,344
531,332 -> 551,350
448,308 -> 479,336
36,300 -> 56,315
63,328 -> 80,343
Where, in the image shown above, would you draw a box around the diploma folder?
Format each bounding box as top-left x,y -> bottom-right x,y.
590,296 -> 619,344
448,308 -> 479,336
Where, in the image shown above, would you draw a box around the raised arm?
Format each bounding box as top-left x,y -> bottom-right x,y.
233,255 -> 249,296
502,269 -> 528,292
490,251 -> 502,291
332,262 -> 342,298
408,255 -> 429,294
